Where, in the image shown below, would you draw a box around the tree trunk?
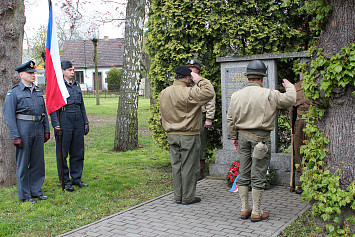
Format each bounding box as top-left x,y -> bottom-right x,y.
316,0 -> 355,188
114,0 -> 146,151
0,0 -> 25,187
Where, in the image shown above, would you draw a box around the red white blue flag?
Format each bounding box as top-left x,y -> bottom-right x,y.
228,174 -> 239,192
45,1 -> 69,114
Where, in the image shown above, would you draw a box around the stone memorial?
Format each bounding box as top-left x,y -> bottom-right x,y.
209,52 -> 309,185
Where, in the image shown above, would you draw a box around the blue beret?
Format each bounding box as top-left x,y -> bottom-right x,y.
175,65 -> 191,76
15,60 -> 36,73
61,60 -> 73,70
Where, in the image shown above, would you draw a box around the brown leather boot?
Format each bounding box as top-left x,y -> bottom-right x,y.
251,212 -> 269,222
241,209 -> 252,220
198,160 -> 205,180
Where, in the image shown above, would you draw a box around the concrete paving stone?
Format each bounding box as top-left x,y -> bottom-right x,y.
96,226 -> 115,232
79,231 -> 101,237
58,180 -> 310,237
240,231 -> 263,237
196,231 -> 214,237
95,230 -> 116,236
125,233 -> 142,237
165,228 -> 187,235
109,228 -> 128,234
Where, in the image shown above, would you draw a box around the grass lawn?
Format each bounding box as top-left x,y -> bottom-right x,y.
0,97 -> 173,237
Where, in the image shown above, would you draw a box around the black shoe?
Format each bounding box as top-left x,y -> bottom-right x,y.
175,200 -> 182,204
295,187 -> 303,194
33,195 -> 48,200
22,198 -> 37,204
182,197 -> 201,205
65,184 -> 75,192
73,182 -> 88,188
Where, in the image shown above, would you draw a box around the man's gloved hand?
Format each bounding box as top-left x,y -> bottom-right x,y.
84,123 -> 89,135
54,127 -> 63,138
44,132 -> 50,143
13,137 -> 22,148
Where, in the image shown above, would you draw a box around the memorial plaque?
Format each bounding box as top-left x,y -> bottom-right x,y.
225,67 -> 248,111
224,67 -> 270,115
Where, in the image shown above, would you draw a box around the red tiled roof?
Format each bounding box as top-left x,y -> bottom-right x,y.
60,38 -> 124,69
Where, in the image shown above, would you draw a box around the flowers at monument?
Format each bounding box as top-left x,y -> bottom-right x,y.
226,161 -> 276,190
227,161 -> 240,186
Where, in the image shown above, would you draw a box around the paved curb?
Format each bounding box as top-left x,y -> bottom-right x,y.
58,179 -> 310,237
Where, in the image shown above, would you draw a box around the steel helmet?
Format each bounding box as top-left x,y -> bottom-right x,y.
186,59 -> 202,71
245,60 -> 267,77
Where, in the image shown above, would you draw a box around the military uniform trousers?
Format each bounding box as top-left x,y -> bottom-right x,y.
16,119 -> 45,199
167,134 -> 200,202
55,107 -> 85,185
199,112 -> 208,161
237,130 -> 271,190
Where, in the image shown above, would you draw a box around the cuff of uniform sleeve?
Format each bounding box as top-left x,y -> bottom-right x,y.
195,77 -> 203,84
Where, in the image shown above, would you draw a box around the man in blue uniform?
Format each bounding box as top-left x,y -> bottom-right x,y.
50,60 -> 89,192
4,60 -> 50,203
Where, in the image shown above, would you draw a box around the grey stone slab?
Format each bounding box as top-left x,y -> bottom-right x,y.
212,53 -> 310,184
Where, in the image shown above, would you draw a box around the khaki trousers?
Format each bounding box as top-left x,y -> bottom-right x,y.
237,130 -> 271,190
168,134 -> 200,202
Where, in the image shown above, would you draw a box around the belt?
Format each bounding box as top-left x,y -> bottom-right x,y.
61,104 -> 80,111
239,130 -> 270,142
16,114 -> 42,121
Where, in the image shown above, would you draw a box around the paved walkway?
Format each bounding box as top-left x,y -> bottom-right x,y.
59,179 -> 310,237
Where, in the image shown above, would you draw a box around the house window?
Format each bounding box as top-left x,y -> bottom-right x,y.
75,71 -> 84,83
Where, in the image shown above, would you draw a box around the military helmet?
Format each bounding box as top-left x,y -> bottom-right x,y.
186,59 -> 202,71
245,60 -> 267,77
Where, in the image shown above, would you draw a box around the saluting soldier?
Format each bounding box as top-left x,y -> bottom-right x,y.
4,60 -> 50,203
227,60 -> 296,222
50,60 -> 89,192
159,65 -> 215,205
186,59 -> 216,180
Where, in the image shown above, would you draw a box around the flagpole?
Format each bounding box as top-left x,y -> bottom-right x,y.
56,111 -> 65,191
47,0 -> 65,191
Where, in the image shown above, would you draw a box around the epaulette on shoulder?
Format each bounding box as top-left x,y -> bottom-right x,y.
11,84 -> 19,89
7,84 -> 18,95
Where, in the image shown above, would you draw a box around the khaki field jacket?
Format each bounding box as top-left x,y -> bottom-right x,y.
227,81 -> 296,140
160,77 -> 215,135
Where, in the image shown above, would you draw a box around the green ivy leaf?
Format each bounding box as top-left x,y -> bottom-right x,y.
326,224 -> 335,232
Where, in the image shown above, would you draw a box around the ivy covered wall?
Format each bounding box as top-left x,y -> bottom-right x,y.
145,0 -> 317,152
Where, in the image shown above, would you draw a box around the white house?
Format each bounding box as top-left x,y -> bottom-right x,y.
60,37 -> 124,91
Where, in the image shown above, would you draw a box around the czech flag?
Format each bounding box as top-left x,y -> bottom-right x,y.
45,1 -> 69,114
228,174 -> 239,192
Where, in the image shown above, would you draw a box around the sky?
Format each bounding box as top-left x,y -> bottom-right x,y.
24,0 -> 126,48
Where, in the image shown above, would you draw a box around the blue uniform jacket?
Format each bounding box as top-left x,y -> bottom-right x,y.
4,82 -> 50,139
49,80 -> 88,128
